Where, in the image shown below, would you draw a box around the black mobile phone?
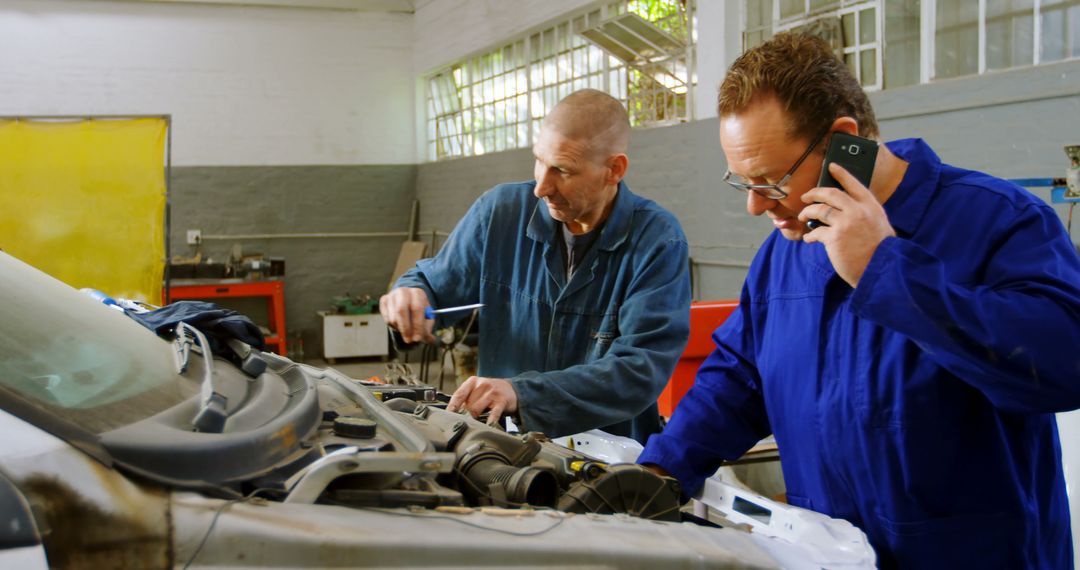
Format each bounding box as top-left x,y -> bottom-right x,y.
806,132 -> 879,230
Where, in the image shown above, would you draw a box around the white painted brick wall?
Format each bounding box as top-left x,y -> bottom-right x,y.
0,0 -> 416,165
412,0 -> 597,74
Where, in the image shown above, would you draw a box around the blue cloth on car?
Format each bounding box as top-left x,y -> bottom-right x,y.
638,139 -> 1080,569
395,180 -> 690,443
128,300 -> 266,353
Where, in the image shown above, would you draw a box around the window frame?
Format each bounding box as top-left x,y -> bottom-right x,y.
744,0 -> 1080,92
423,1 -> 695,161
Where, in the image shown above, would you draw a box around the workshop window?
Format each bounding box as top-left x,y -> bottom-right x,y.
933,1 -> 979,79
986,0 -> 1035,72
751,0 -> 881,90
528,13 -> 612,149
884,2 -> 920,88
1041,0 -> 1080,63
746,0 -> 1080,91
425,0 -> 695,160
745,0 -> 774,49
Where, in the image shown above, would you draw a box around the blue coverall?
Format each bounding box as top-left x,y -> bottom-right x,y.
396,180 -> 690,443
639,139 -> 1080,568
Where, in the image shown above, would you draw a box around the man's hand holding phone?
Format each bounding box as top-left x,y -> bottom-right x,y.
806,132 -> 878,230
800,134 -> 895,288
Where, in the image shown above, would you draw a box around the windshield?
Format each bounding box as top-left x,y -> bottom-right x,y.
0,252 -> 197,433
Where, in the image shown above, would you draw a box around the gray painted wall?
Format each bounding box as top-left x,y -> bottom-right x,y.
167,58 -> 1080,355
168,165 -> 417,355
417,58 -> 1080,300
413,118 -> 753,300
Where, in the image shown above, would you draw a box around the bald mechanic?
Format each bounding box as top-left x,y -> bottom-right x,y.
380,89 -> 690,443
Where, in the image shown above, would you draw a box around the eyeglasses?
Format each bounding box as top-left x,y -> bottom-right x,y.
723,127 -> 831,200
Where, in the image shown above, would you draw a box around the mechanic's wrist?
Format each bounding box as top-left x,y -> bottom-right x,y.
505,379 -> 526,427
501,378 -> 519,412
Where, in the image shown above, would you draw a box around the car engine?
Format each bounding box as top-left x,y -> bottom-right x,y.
97,351 -> 683,522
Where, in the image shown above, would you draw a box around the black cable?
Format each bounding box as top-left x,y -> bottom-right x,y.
438,308 -> 479,391
420,344 -> 431,383
181,487 -> 278,570
345,505 -> 570,537
174,479 -> 564,569
1068,202 -> 1075,238
449,308 -> 479,353
172,468 -> 559,568
441,351 -> 458,393
417,345 -> 427,383
166,460 -> 563,566
438,346 -> 449,392
426,344 -> 434,382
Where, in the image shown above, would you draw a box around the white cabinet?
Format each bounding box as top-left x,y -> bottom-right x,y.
319,311 -> 388,361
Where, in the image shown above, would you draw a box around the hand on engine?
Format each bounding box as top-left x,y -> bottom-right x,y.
447,376 -> 519,427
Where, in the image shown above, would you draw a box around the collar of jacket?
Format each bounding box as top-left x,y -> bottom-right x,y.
525,180 -> 634,252
882,138 -> 941,237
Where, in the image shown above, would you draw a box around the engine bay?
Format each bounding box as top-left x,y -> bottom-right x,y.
97,351 -> 683,522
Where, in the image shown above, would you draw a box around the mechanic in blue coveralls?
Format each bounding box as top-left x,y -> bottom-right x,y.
638,32 -> 1080,568
379,89 -> 690,444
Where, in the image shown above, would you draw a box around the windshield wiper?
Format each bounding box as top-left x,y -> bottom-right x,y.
174,322 -> 227,433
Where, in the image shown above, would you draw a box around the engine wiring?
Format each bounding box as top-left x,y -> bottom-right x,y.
181,487 -> 281,570
168,315 -> 593,565
395,309 -> 479,392
355,504 -> 568,537
437,307 -> 479,391
179,456 -> 565,568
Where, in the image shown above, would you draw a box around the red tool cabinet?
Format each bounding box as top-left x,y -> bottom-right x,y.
167,280 -> 288,356
658,300 -> 740,417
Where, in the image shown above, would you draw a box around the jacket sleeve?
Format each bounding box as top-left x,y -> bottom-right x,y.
851,203 -> 1080,413
511,235 -> 691,437
392,194 -> 490,326
636,289 -> 773,499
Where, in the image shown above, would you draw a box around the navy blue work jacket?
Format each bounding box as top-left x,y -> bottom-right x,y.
639,139 -> 1080,568
396,181 -> 690,443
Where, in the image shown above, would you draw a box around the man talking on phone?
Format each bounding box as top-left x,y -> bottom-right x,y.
638,32 -> 1080,568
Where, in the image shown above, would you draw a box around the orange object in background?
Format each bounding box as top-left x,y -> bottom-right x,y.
657,300 -> 739,417
168,280 -> 288,356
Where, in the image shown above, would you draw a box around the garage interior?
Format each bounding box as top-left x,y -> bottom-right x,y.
3,0 -> 1080,567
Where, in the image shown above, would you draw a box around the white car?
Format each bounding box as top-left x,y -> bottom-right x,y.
0,251 -> 875,569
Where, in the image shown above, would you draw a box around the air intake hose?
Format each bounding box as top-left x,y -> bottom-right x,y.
458,450 -> 557,508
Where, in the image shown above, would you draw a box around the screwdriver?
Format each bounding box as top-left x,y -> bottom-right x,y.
424,303 -> 484,319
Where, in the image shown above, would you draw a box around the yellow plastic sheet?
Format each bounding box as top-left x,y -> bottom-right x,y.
0,118 -> 167,302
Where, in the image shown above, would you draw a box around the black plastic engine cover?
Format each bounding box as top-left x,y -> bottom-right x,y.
557,464 -> 682,522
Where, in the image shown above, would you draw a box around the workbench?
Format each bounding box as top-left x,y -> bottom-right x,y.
168,279 -> 288,355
